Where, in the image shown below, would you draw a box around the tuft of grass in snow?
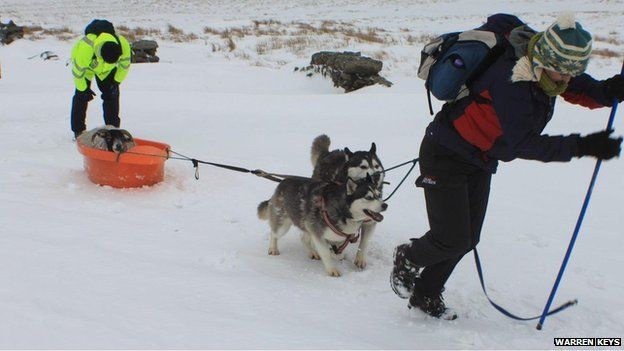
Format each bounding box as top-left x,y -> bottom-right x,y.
116,25 -> 162,42
209,19 -> 434,72
24,25 -> 74,41
592,48 -> 621,58
593,34 -> 622,45
227,37 -> 236,51
166,24 -> 197,42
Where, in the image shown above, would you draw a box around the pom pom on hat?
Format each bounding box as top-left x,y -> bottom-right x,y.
556,11 -> 576,30
532,12 -> 592,76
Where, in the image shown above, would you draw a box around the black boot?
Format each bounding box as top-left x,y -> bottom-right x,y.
390,241 -> 422,299
408,287 -> 457,320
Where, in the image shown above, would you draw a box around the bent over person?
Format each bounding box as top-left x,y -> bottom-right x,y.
70,19 -> 131,138
390,13 -> 624,320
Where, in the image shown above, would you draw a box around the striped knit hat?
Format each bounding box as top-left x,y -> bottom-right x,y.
532,12 -> 592,76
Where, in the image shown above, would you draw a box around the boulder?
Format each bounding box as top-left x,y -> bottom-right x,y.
131,39 -> 159,63
0,20 -> 24,45
298,51 -> 392,92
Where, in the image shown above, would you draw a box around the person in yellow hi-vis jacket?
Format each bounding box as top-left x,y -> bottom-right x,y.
70,19 -> 131,138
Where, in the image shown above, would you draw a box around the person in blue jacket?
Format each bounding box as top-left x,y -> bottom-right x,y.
391,13 -> 624,320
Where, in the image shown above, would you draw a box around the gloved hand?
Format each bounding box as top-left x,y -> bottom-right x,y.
77,88 -> 96,102
109,81 -> 120,96
604,74 -> 624,103
575,129 -> 622,160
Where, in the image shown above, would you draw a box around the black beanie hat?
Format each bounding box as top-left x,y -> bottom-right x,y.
100,41 -> 122,63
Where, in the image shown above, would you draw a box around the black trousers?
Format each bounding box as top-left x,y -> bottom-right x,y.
70,70 -> 120,134
407,136 -> 492,297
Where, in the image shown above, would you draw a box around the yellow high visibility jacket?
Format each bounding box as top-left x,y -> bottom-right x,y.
71,32 -> 131,91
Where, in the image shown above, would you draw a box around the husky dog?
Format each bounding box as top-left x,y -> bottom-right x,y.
77,125 -> 136,152
258,175 -> 387,277
310,134 -> 385,268
311,134 -> 385,190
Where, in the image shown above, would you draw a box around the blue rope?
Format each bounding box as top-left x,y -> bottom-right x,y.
474,248 -> 577,321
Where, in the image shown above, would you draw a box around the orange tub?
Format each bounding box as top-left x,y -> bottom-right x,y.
77,138 -> 170,188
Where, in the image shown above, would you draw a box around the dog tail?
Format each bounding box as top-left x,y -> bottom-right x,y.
257,200 -> 270,220
311,134 -> 331,166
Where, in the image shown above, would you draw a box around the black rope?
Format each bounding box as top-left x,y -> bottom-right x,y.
366,158 -> 419,202
122,149 -> 281,181
382,158 -> 419,202
124,149 -> 419,198
380,158 -> 420,174
474,248 -> 577,321
169,150 -> 252,173
191,159 -> 200,179
166,149 -> 304,182
122,150 -> 190,161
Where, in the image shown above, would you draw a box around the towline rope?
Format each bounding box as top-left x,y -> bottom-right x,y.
121,148 -> 419,200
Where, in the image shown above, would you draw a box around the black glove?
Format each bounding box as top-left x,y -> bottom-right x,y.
604,74 -> 624,103
575,129 -> 622,160
109,81 -> 120,96
76,87 -> 96,102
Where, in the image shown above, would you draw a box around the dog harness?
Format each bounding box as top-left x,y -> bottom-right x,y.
318,197 -> 362,255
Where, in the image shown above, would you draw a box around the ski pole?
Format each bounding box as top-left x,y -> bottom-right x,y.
536,62 -> 624,330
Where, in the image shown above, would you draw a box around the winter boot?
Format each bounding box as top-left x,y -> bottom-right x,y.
408,287 -> 457,320
390,241 -> 422,299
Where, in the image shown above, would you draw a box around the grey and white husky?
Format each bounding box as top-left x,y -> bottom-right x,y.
310,134 -> 385,268
258,175 -> 386,277
77,125 -> 136,152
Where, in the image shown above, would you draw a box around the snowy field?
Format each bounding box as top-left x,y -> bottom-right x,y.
1,1 -> 624,349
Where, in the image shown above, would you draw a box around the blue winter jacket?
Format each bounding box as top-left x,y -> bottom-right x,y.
425,17 -> 613,173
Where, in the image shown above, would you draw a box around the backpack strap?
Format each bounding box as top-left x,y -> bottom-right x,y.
426,88 -> 435,116
465,43 -> 505,87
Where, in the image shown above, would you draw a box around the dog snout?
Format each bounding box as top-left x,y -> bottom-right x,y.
381,203 -> 388,211
113,142 -> 124,152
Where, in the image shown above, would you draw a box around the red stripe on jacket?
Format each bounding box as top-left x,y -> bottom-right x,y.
452,91 -> 503,152
561,91 -> 603,109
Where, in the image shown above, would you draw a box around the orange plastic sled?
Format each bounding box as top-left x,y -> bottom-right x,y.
77,138 -> 170,188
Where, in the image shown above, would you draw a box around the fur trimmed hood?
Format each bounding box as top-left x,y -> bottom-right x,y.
511,56 -> 541,83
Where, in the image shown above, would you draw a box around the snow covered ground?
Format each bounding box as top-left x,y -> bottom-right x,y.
1,1 -> 623,349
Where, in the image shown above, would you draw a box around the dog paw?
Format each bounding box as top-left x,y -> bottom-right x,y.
268,248 -> 280,255
326,268 -> 342,277
354,255 -> 367,269
333,253 -> 345,261
308,252 -> 320,260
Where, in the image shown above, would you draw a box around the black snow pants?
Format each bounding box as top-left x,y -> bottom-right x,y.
407,135 -> 492,297
70,68 -> 120,135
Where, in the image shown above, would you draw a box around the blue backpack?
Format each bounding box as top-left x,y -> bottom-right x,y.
417,14 -> 525,115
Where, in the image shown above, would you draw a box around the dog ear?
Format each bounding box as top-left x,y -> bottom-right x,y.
344,147 -> 354,161
91,129 -> 107,142
120,129 -> 134,141
346,177 -> 358,195
369,142 -> 377,155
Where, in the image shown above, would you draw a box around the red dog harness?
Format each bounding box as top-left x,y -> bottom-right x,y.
318,197 -> 362,254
